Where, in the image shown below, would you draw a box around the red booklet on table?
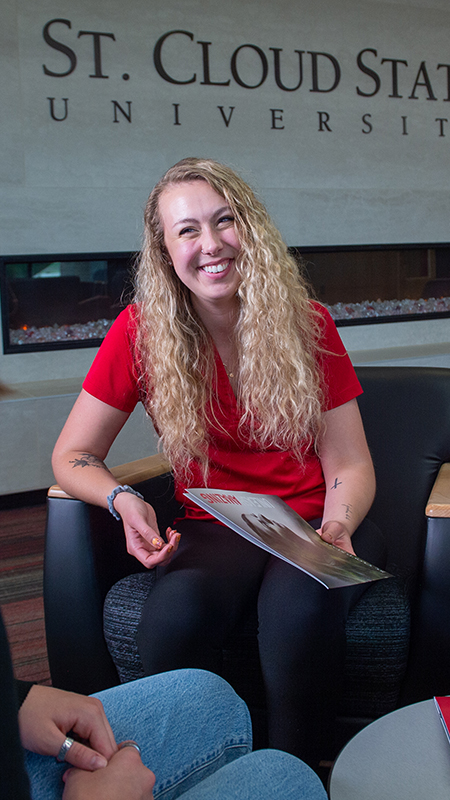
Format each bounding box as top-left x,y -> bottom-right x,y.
434,696 -> 450,744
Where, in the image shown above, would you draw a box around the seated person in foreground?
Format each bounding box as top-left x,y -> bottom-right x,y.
0,609 -> 326,800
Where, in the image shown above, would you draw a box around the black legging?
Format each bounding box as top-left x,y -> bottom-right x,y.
136,516 -> 386,767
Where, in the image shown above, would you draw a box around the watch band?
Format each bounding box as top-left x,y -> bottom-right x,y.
107,484 -> 144,520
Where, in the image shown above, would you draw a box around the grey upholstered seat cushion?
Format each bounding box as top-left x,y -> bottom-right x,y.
341,578 -> 410,717
103,573 -> 410,719
103,572 -> 151,683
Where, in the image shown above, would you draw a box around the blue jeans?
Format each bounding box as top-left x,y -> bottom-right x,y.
25,669 -> 326,800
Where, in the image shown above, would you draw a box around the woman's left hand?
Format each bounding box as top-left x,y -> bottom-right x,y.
318,520 -> 356,556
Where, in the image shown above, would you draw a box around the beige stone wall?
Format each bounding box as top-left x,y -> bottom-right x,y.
0,380 -> 158,494
1,0 -> 450,492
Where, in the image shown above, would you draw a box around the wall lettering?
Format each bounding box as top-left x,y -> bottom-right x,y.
47,96 -> 68,120
112,101 -> 132,122
40,18 -> 450,149
318,111 -> 332,132
43,19 -> 116,78
43,96 -> 450,140
77,31 -> 116,79
270,108 -> 284,129
217,106 -> 235,127
362,113 -> 372,134
436,117 -> 448,136
173,103 -> 181,125
42,21 -> 450,104
270,48 -> 304,91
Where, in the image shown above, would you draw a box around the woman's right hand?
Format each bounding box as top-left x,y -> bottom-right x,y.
113,491 -> 181,568
62,745 -> 155,800
51,388 -> 181,568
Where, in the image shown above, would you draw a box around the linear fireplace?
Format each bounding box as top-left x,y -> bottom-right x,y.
1,252 -> 134,354
294,244 -> 450,326
1,245 -> 450,354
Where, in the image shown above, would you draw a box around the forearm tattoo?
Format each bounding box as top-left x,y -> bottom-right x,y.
329,478 -> 353,521
69,453 -> 108,471
342,503 -> 353,521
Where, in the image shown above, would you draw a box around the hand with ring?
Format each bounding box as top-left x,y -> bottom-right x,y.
118,740 -> 141,755
57,736 -> 75,762
18,684 -> 117,770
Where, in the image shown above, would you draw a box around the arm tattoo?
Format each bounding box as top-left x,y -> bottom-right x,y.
341,503 -> 353,521
331,478 -> 343,489
69,453 -> 108,471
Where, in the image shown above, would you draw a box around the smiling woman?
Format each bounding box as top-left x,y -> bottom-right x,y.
51,157 -> 383,770
158,181 -> 241,314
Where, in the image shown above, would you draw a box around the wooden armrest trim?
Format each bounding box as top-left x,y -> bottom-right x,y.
426,463 -> 450,518
110,454 -> 172,484
47,454 -> 172,500
47,486 -> 77,500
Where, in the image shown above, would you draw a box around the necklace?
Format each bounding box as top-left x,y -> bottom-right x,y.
222,358 -> 236,380
223,364 -> 235,379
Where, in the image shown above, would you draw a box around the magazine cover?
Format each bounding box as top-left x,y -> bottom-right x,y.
185,488 -> 392,589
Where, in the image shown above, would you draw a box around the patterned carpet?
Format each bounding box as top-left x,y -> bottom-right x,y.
0,503 -> 51,683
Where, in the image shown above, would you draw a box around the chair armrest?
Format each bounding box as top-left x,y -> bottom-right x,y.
44,454 -> 177,694
403,462 -> 450,702
48,454 -> 172,499
44,497 -> 121,693
426,463 -> 450,518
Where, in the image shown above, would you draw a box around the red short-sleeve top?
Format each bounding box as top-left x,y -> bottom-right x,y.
83,304 -> 361,522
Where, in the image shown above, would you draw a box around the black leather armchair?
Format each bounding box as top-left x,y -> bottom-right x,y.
44,367 -> 450,742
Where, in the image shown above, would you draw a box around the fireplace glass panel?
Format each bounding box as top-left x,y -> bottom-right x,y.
292,245 -> 450,324
1,253 -> 134,353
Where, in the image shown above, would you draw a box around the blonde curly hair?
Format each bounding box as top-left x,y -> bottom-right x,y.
133,157 -> 324,483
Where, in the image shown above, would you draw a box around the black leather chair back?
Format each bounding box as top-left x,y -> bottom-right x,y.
355,366 -> 450,590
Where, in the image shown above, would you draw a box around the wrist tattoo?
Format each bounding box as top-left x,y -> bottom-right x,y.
69,453 -> 108,470
342,503 -> 353,520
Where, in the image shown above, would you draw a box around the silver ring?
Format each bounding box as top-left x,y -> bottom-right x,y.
56,736 -> 75,762
118,740 -> 141,755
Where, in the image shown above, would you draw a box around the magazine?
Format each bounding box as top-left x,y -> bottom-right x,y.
184,488 -> 392,589
434,697 -> 450,745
